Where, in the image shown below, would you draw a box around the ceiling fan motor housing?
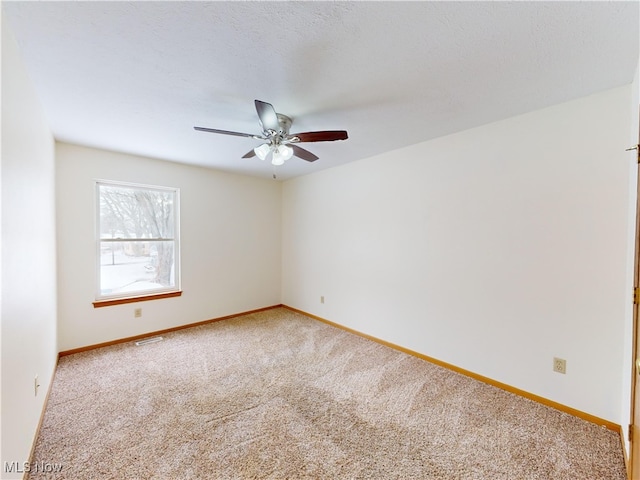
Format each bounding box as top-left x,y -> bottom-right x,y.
274,113 -> 292,137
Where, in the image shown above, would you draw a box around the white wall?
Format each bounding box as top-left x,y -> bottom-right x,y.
282,86 -> 633,423
56,143 -> 281,351
621,60 -> 640,451
1,16 -> 58,478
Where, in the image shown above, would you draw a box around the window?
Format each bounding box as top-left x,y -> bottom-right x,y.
94,181 -> 180,306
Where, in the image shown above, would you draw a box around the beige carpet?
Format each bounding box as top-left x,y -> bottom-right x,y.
29,307 -> 626,479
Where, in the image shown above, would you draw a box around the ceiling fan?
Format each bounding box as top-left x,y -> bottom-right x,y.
194,100 -> 348,166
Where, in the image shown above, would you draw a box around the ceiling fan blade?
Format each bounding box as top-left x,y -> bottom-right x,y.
291,145 -> 319,162
194,126 -> 260,138
290,130 -> 348,142
254,100 -> 280,133
242,149 -> 256,158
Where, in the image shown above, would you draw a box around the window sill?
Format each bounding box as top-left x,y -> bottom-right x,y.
93,291 -> 182,308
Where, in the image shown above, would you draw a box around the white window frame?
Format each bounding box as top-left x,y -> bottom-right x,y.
94,180 -> 181,305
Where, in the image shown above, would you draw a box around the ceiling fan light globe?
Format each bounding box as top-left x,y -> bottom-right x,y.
272,149 -> 285,166
254,143 -> 270,161
279,144 -> 293,161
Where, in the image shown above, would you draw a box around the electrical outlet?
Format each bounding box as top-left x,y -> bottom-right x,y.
134,308 -> 142,318
320,296 -> 325,304
553,357 -> 566,374
34,375 -> 40,396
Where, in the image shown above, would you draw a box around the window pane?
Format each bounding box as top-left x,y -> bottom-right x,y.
99,185 -> 175,239
96,181 -> 179,302
99,240 -> 176,296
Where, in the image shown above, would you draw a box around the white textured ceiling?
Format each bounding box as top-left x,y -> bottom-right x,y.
3,1 -> 639,180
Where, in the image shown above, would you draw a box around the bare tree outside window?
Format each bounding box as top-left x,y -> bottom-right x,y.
97,182 -> 180,300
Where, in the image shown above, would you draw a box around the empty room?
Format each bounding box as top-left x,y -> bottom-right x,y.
2,1 -> 640,479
